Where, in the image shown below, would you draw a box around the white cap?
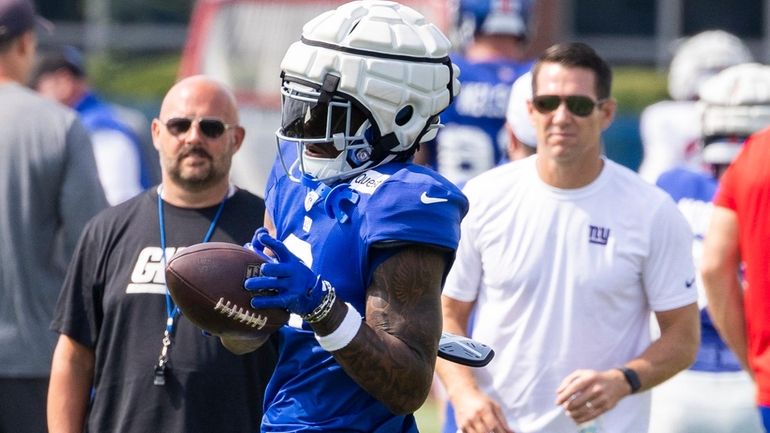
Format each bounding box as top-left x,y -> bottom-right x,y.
506,71 -> 536,148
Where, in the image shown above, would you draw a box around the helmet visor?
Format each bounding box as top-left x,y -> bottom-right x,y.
279,81 -> 366,144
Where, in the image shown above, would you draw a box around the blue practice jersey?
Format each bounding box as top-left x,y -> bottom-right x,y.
657,167 -> 741,372
262,145 -> 468,432
425,54 -> 533,187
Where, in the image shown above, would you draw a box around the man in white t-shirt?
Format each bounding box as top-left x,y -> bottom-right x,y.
436,42 -> 700,433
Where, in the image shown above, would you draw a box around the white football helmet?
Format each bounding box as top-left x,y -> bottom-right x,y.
668,30 -> 753,101
276,0 -> 461,184
698,63 -> 770,164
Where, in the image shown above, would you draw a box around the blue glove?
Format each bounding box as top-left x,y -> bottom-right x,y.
244,227 -> 276,263
244,230 -> 327,316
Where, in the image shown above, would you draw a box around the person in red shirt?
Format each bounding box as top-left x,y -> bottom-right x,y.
702,125 -> 770,431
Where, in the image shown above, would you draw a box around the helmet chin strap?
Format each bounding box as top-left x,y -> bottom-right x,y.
296,122 -> 399,185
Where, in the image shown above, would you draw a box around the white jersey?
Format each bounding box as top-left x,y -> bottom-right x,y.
444,156 -> 697,433
638,100 -> 703,183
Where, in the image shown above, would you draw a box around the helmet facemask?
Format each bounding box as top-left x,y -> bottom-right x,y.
276,76 -> 387,184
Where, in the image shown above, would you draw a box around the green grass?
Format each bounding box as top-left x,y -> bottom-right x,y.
416,395 -> 443,433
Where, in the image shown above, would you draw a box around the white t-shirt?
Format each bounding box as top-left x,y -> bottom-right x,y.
638,100 -> 703,183
444,156 -> 697,433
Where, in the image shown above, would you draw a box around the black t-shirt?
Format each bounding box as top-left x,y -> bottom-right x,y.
51,187 -> 278,433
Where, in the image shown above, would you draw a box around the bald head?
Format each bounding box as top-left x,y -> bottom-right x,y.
160,75 -> 240,125
152,75 -> 245,207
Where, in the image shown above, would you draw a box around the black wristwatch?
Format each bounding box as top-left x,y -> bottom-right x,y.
618,367 -> 641,394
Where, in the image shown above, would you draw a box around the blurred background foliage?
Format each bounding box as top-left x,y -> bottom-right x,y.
613,67 -> 668,113
86,53 -> 669,115
88,52 -> 180,102
83,53 -> 665,173
36,0 -> 672,115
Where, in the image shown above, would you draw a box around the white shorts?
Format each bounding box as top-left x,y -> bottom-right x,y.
649,369 -> 763,433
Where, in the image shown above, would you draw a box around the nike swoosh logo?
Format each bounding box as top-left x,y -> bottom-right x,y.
420,192 -> 448,204
685,278 -> 695,288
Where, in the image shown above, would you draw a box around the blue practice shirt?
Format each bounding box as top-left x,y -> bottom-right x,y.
657,166 -> 742,373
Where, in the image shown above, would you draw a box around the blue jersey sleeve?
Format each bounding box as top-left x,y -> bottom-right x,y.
362,168 -> 468,251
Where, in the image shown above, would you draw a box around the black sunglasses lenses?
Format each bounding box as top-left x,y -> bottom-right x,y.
566,96 -> 596,116
533,96 -> 558,113
165,118 -> 192,135
165,118 -> 227,138
532,95 -> 598,117
199,119 -> 226,137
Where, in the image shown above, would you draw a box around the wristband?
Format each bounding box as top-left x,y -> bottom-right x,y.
315,303 -> 361,352
617,367 -> 641,394
302,280 -> 336,324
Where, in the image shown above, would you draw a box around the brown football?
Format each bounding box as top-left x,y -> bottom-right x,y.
165,242 -> 288,338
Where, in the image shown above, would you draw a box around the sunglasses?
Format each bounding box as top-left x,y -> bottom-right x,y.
161,117 -> 235,139
532,95 -> 607,117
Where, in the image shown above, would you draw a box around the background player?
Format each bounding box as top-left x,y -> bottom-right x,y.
29,45 -> 152,205
637,30 -> 752,183
701,68 -> 770,432
414,0 -> 535,186
649,62 -> 770,433
219,2 -> 468,431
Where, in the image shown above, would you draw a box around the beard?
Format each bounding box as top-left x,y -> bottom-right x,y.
164,145 -> 231,192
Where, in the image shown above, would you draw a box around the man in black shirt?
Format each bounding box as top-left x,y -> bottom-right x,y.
48,75 -> 277,432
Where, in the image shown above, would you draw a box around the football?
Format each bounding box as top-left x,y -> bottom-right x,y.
165,242 -> 289,338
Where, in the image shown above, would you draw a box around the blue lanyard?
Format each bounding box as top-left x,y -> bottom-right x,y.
157,187 -> 227,334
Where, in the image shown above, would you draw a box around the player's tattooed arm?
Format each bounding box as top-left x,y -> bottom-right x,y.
310,244 -> 445,415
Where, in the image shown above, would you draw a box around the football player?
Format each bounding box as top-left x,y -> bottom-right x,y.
650,63 -> 770,433
638,30 -> 753,183
414,0 -> 535,186
220,2 -> 469,431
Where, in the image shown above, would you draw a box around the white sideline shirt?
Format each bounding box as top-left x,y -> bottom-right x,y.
444,155 -> 697,433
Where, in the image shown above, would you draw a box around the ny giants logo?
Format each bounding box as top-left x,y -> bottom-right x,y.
126,246 -> 182,294
589,225 -> 610,246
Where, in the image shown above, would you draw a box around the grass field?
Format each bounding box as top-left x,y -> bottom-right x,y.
415,395 -> 443,433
